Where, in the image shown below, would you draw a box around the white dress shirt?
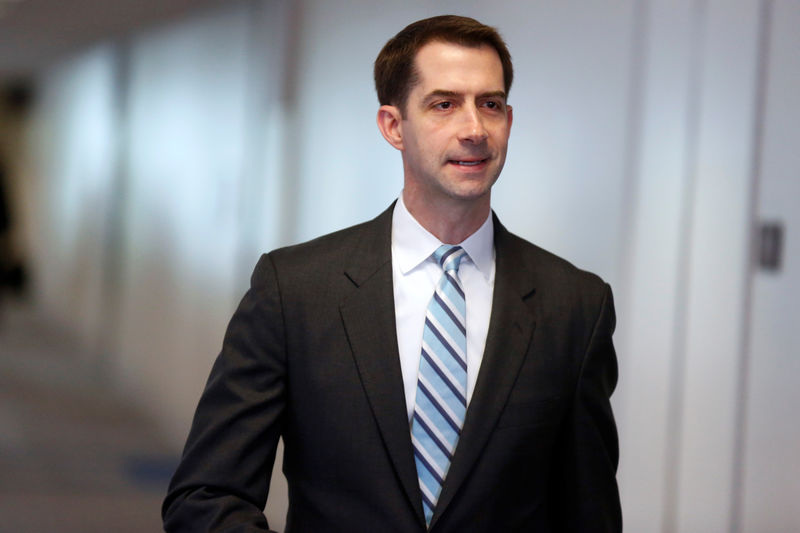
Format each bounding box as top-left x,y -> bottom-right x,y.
391,194 -> 496,421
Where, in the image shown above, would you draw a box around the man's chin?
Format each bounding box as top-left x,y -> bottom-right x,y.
443,185 -> 494,204
446,176 -> 498,200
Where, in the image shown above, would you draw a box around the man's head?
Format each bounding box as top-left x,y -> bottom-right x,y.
375,16 -> 514,240
374,15 -> 513,116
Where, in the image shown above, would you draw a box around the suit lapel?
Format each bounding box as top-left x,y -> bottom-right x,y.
431,217 -> 537,529
338,204 -> 426,526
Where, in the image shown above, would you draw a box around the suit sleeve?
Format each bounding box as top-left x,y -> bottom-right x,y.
162,254 -> 286,533
552,283 -> 622,532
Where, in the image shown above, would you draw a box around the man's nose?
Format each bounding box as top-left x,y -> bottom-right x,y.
457,105 -> 489,143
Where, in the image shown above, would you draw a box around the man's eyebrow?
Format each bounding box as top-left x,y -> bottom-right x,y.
423,89 -> 461,102
479,90 -> 507,101
423,89 -> 507,103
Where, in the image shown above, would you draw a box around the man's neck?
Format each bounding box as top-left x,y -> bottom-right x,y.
402,189 -> 491,244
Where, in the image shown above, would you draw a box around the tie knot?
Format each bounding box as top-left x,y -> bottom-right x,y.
434,245 -> 466,273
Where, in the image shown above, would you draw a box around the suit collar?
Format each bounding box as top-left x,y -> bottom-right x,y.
339,203 -> 428,527
430,214 -> 538,529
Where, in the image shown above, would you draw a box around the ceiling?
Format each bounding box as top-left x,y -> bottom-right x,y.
0,0 -> 226,83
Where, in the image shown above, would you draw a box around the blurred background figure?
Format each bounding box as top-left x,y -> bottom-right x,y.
0,0 -> 798,532
0,152 -> 13,302
0,82 -> 31,308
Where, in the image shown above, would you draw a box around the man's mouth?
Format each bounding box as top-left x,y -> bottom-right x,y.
450,158 -> 488,166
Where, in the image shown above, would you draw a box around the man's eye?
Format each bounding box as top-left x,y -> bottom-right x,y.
435,102 -> 452,110
484,101 -> 500,109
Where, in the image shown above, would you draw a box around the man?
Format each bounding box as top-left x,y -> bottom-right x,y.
163,15 -> 621,532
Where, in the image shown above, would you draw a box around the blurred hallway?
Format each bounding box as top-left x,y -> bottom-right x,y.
0,299 -> 175,532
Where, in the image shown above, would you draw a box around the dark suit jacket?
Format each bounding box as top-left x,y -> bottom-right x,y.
162,204 -> 621,532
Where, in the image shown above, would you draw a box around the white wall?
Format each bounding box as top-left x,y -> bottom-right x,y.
27,46 -> 119,361
619,1 -> 698,528
675,2 -> 761,531
21,0 -> 799,531
115,0 -> 252,436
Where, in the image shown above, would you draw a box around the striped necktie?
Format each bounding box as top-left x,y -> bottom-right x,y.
411,244 -> 467,526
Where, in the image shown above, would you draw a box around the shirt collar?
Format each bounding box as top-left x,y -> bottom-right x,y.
391,194 -> 494,279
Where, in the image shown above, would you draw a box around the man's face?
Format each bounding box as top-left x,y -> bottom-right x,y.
394,41 -> 512,208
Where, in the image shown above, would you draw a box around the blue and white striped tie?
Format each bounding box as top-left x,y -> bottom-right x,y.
411,245 -> 467,526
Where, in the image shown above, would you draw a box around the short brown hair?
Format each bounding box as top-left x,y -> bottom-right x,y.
374,15 -> 513,114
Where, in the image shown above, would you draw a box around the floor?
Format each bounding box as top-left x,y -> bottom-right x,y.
0,298 -> 177,532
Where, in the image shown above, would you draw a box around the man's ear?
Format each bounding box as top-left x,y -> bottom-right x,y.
376,105 -> 404,150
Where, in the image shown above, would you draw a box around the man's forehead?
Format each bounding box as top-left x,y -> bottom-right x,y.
410,41 -> 505,91
413,40 -> 500,66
